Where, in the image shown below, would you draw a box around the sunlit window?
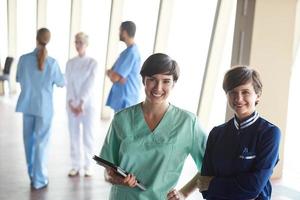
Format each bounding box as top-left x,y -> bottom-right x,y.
0,0 -> 8,65
165,2 -> 218,197
46,0 -> 71,71
16,0 -> 36,57
81,0 -> 111,72
167,2 -> 236,198
80,0 -> 112,110
207,1 -> 237,131
285,41 -> 300,188
166,0 -> 218,113
121,0 -> 160,62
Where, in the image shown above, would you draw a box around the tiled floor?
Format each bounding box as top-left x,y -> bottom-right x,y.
0,90 -> 299,200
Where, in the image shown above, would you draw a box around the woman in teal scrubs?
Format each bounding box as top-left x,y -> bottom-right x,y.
100,53 -> 207,199
16,28 -> 65,189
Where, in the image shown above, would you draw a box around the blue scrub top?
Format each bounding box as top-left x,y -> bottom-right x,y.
201,112 -> 281,200
16,48 -> 65,118
106,44 -> 142,112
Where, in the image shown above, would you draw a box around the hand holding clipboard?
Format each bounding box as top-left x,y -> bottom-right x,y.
93,155 -> 146,191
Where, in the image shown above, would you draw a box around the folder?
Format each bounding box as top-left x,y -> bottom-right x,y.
93,155 -> 146,191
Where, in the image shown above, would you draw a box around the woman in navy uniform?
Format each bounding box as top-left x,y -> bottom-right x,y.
168,66 -> 281,200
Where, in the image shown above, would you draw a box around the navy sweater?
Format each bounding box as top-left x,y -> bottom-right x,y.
201,112 -> 281,200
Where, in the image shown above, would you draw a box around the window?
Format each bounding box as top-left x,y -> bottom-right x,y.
166,0 -> 218,113
285,40 -> 300,189
46,0 -> 71,71
207,1 -> 237,131
81,0 -> 112,110
167,2 -> 236,197
16,0 -> 36,57
121,0 -> 160,62
0,0 -> 7,66
81,0 -> 111,71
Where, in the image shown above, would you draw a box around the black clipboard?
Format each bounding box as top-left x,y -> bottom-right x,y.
93,155 -> 146,191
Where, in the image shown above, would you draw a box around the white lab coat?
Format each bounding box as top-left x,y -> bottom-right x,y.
65,55 -> 98,170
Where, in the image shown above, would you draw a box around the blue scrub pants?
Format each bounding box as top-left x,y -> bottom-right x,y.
23,114 -> 52,189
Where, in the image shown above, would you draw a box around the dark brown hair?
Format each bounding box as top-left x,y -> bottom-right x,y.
120,21 -> 136,38
223,65 -> 262,96
140,53 -> 180,83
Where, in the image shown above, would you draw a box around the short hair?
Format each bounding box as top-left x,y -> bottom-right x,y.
121,21 -> 136,38
140,53 -> 180,83
223,65 -> 262,96
75,32 -> 89,45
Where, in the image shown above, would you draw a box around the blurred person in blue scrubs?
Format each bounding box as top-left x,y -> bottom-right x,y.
167,66 -> 281,200
16,28 -> 65,190
100,53 -> 207,199
106,21 -> 142,112
65,32 -> 98,177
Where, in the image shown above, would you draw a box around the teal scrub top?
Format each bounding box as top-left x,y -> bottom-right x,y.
100,103 -> 207,200
16,49 -> 65,118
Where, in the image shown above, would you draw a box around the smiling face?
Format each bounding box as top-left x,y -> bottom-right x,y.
227,81 -> 260,120
144,73 -> 175,105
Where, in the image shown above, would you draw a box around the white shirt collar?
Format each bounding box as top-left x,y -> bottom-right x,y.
234,111 -> 259,130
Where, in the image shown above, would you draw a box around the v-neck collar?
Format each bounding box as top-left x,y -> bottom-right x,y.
138,103 -> 173,134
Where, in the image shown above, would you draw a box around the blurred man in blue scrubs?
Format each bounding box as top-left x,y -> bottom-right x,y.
16,28 -> 65,190
106,21 -> 142,112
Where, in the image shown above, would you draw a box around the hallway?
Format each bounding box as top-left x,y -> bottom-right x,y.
0,90 -> 110,200
0,91 -> 299,200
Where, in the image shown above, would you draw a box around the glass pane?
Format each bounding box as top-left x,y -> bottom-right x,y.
81,0 -> 111,72
0,0 -> 7,66
81,0 -> 112,109
121,0 -> 160,62
46,0 -> 71,71
166,0 -> 218,113
16,0 -> 36,57
285,36 -> 300,188
207,1 -> 237,131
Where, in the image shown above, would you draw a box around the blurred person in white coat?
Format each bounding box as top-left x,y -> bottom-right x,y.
65,32 -> 98,177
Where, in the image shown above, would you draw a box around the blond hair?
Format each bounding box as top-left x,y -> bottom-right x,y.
75,32 -> 89,45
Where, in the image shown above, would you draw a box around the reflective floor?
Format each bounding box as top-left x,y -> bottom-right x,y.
0,90 -> 299,200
